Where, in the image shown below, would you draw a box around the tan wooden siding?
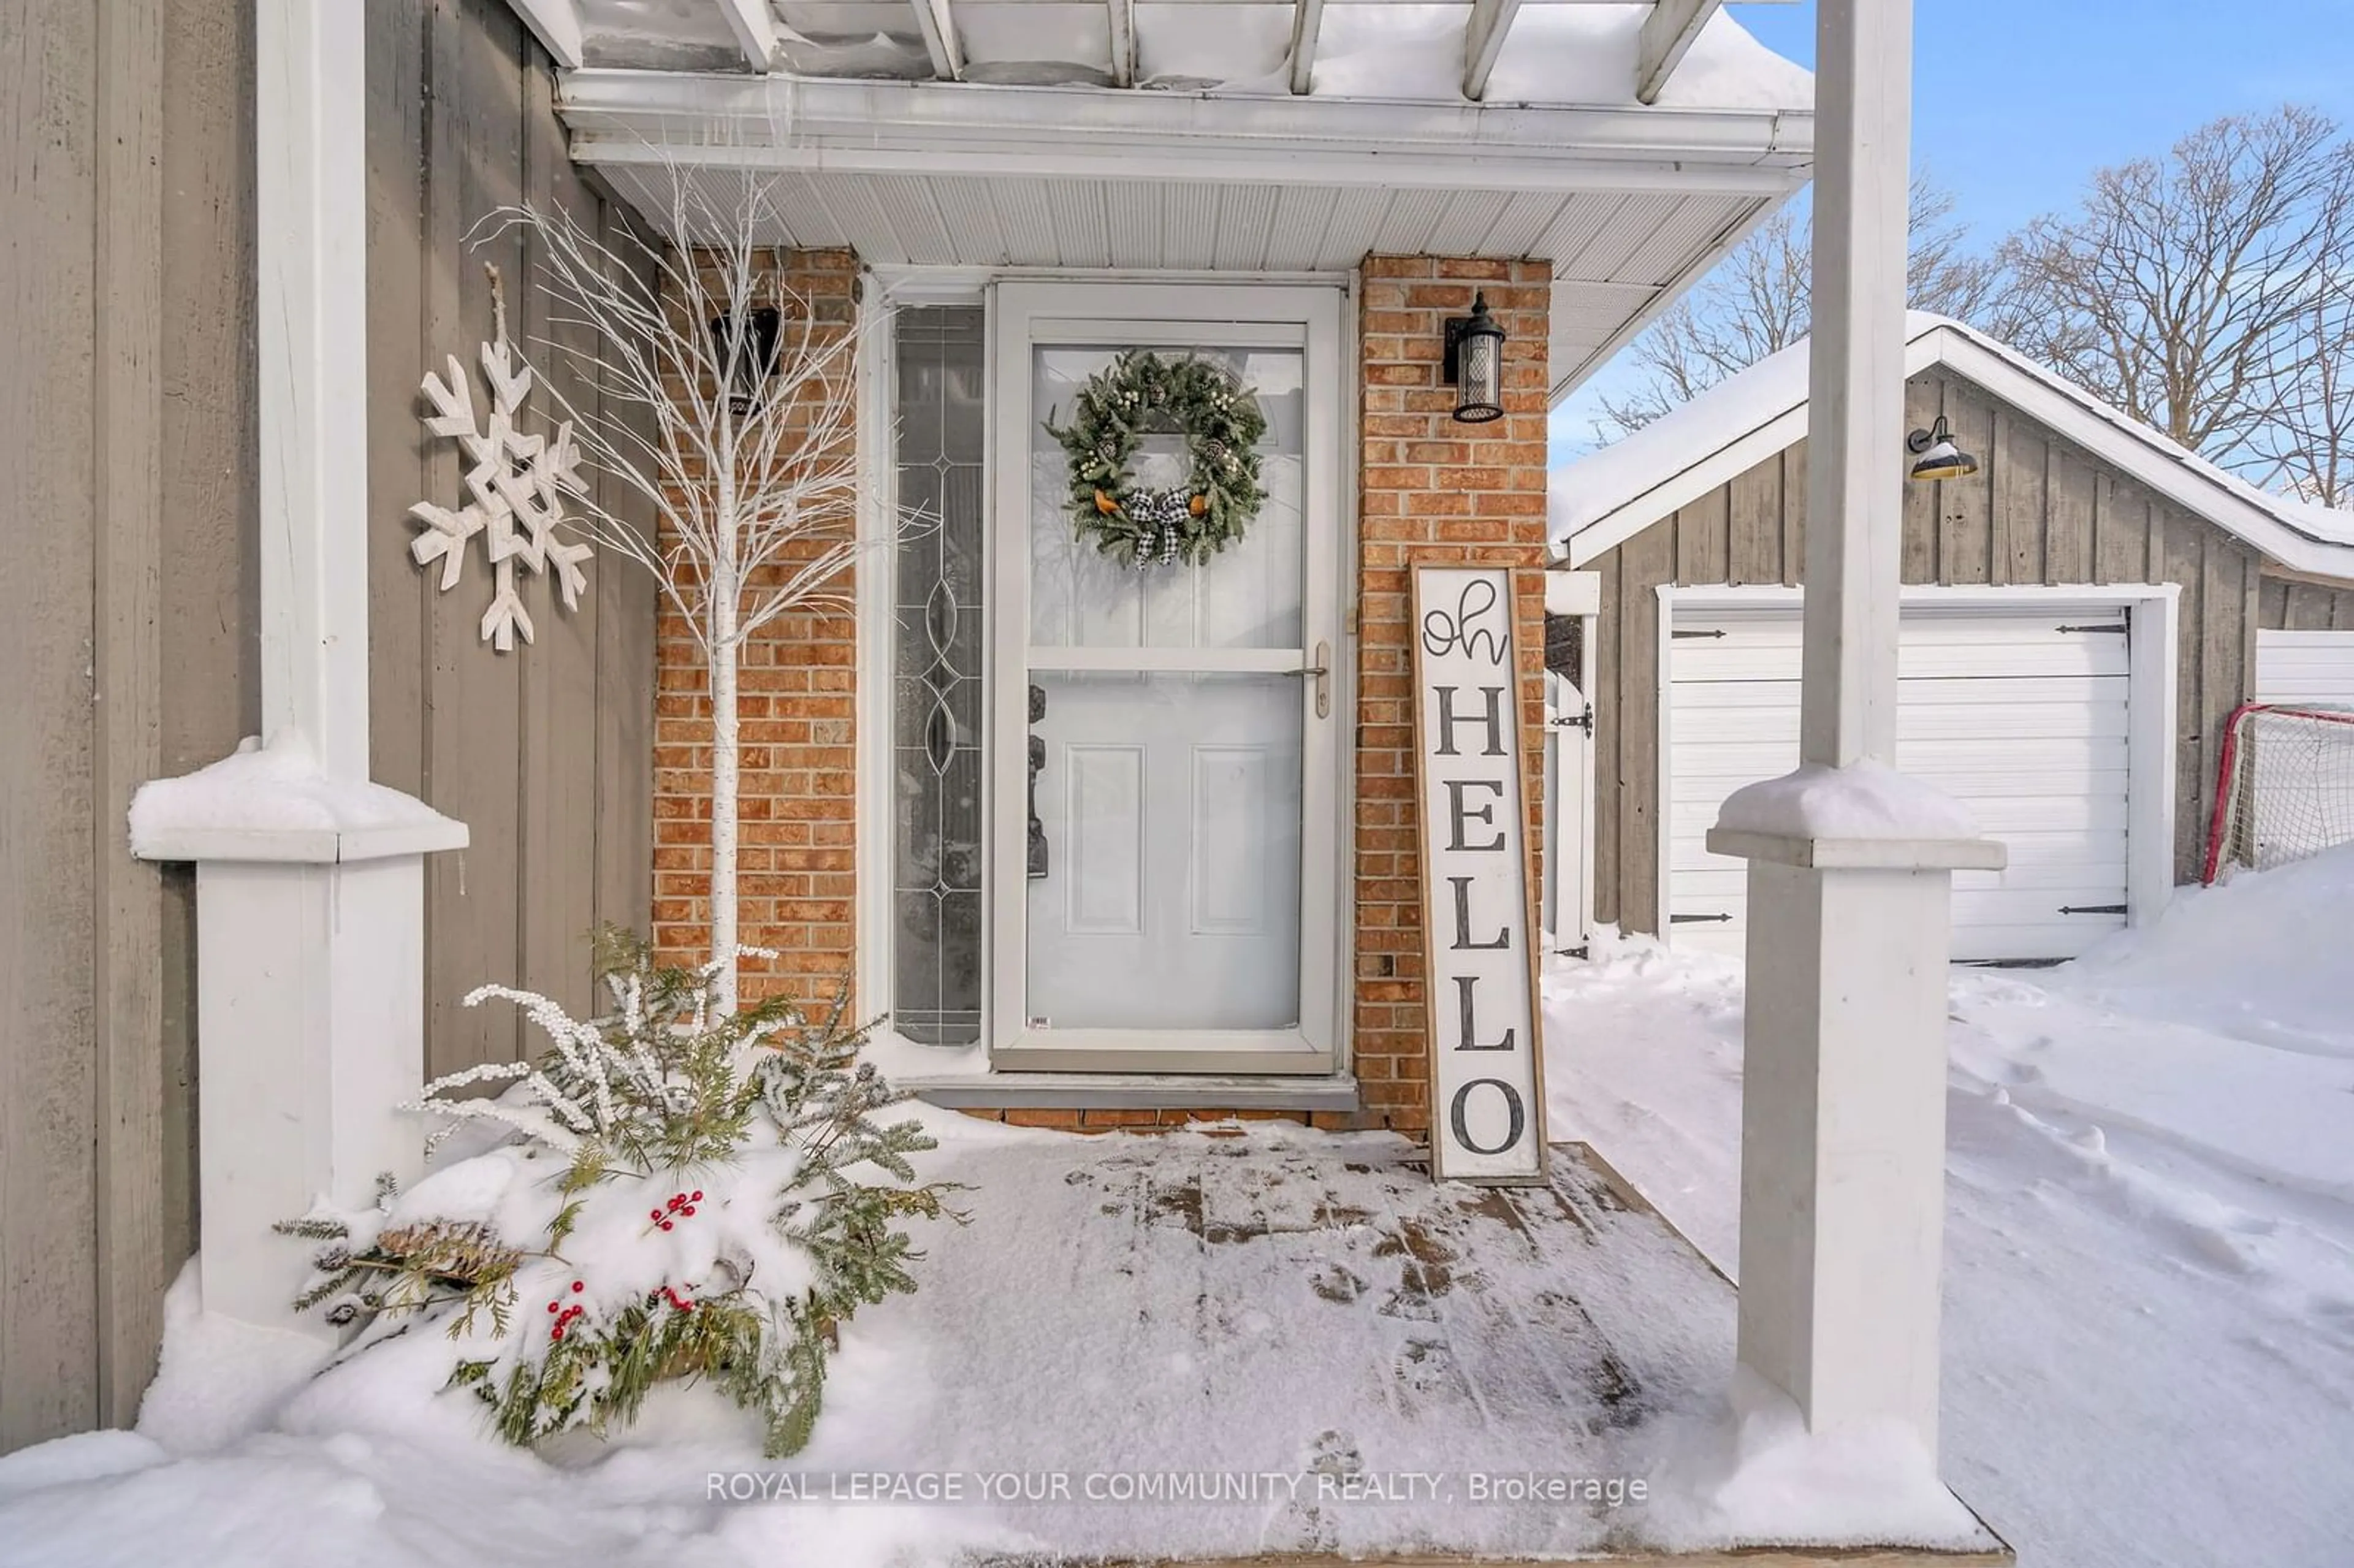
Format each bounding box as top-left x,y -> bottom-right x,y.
1586,365 -> 2277,935
365,0 -> 659,1081
1,0 -> 254,1451
2259,573 -> 2354,634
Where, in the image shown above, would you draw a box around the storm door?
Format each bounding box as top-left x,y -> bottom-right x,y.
988,284 -> 1343,1073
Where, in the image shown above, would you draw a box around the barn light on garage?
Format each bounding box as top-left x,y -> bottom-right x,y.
1906,414 -> 1979,482
710,305 -> 783,416
1444,293 -> 1507,424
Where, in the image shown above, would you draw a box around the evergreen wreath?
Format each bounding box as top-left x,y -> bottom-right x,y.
1045,349 -> 1269,568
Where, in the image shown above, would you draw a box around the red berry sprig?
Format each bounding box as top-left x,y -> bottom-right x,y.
546,1280 -> 588,1341
660,1284 -> 697,1315
644,1189 -> 705,1235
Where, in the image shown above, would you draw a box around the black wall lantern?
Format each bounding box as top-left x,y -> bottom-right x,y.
710,304 -> 784,417
1444,292 -> 1507,424
1905,414 -> 1979,482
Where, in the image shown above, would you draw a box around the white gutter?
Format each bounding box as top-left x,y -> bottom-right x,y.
559,69 -> 1814,196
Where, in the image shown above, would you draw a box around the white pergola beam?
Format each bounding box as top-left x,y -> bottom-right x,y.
910,0 -> 964,80
1287,0 -> 1325,94
715,0 -> 777,70
1461,0 -> 1523,101
508,0 -> 585,68
1107,0 -> 1136,87
1636,0 -> 1723,104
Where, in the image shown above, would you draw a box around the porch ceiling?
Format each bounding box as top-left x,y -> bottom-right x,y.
528,1 -> 1813,400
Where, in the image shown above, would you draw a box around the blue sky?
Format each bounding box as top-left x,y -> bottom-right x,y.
1550,0 -> 2354,460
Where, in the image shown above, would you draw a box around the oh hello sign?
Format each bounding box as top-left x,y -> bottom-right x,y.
1411,565 -> 1547,1184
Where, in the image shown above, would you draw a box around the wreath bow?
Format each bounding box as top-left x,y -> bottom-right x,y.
1045,350 -> 1268,568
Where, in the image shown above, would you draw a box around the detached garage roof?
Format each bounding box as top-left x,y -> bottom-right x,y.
1550,312 -> 2354,580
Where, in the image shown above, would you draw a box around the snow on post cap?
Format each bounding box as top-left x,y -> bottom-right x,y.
129,733 -> 468,865
1714,761 -> 1982,843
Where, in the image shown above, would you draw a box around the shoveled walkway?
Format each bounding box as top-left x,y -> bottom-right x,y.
801,1121 -> 2005,1564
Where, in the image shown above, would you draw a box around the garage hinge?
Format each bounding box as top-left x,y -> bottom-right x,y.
2057,623 -> 2129,634
2059,904 -> 2128,915
1672,628 -> 1727,639
1547,704 -> 1594,734
1671,912 -> 1734,924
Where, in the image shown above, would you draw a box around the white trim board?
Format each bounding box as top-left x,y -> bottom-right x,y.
560,70 -> 1815,196
1558,316 -> 2354,584
1650,584 -> 2179,946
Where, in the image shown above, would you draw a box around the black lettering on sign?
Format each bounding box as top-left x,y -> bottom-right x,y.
1431,684 -> 1509,758
1420,577 -> 1509,667
1444,778 -> 1507,852
1453,975 -> 1515,1052
1450,1078 -> 1528,1157
1448,876 -> 1509,951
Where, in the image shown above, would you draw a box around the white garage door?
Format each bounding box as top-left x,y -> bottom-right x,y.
1667,604 -> 2134,962
2256,629 -> 2354,706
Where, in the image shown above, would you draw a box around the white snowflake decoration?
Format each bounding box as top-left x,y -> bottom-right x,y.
408,338 -> 594,652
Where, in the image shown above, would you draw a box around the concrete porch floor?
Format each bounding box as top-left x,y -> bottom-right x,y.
815,1124 -> 2008,1565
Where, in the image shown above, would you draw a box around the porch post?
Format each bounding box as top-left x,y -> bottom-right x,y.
129,1 -> 465,1336
1704,0 -> 1999,1469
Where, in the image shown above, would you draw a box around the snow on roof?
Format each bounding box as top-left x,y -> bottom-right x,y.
570,0 -> 1812,113
1550,313 -> 2354,580
1274,5 -> 1810,109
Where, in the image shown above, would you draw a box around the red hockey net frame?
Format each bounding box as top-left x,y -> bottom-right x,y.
2201,701 -> 2354,883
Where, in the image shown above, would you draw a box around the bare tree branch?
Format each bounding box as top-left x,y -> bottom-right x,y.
2000,105 -> 2354,481
1596,173 -> 2013,438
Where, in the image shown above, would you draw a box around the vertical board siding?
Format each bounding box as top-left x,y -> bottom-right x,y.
366,0 -> 660,1081
2,0 -> 253,1451
1590,549 -> 1625,927
2260,576 -> 2354,634
1,0 -> 104,1448
1581,364 -> 2317,934
90,0 -> 168,1429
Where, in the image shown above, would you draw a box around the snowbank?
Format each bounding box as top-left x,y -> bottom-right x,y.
1540,890 -> 2354,1567
2051,844 -> 2354,1059
1641,1370 -> 1983,1553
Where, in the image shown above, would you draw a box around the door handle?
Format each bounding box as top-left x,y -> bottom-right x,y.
1026,683 -> 1048,880
1290,639 -> 1331,719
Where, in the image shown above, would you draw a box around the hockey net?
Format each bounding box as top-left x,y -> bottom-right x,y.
2202,702 -> 2354,883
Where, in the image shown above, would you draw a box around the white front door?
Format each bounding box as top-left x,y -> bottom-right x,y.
989,284 -> 1343,1073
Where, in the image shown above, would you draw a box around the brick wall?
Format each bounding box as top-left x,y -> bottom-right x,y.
651,249 -> 862,1010
1346,257 -> 1554,1135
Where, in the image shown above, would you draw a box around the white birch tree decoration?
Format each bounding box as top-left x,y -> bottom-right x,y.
480,170 -> 897,1014
410,268 -> 594,652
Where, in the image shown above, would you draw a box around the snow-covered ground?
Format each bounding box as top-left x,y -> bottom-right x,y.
6,851 -> 2352,1566
1546,847 -> 2354,1568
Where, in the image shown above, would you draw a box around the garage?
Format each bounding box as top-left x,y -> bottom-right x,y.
1664,598 -> 2146,962
2257,629 -> 2354,706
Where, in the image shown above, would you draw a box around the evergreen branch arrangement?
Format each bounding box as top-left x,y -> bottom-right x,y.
1044,349 -> 1269,568
277,931 -> 959,1458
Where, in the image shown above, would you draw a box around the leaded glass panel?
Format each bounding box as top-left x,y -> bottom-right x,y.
891,306 -> 986,1046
